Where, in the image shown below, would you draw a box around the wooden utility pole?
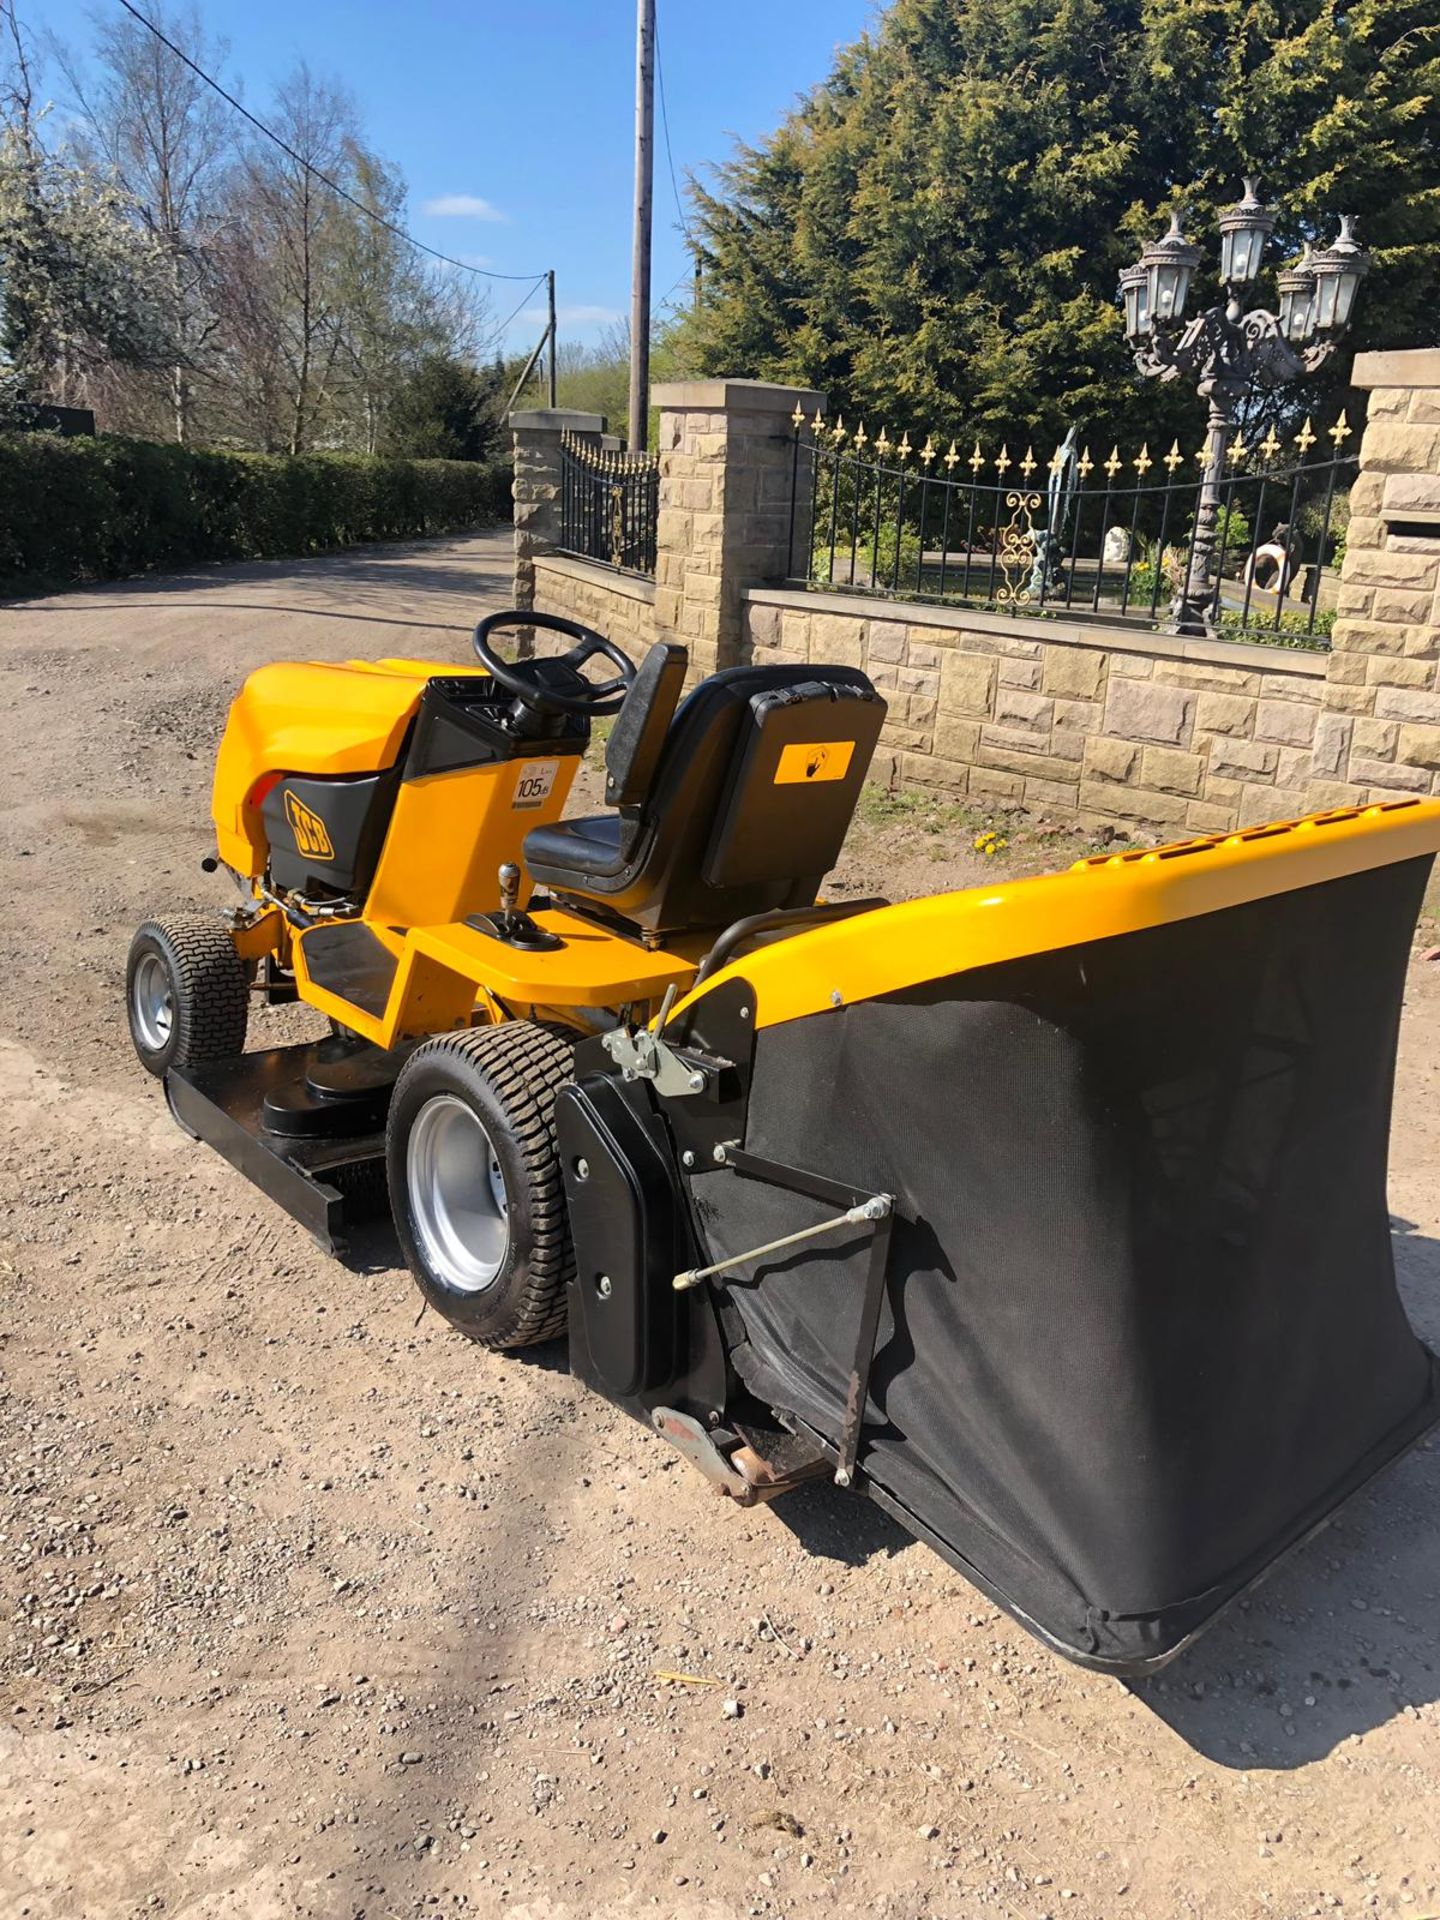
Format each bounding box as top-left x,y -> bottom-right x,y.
547,268 -> 558,407
627,0 -> 656,452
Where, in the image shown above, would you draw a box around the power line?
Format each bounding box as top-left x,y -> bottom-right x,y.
654,12 -> 690,243
479,274 -> 548,361
111,0 -> 550,285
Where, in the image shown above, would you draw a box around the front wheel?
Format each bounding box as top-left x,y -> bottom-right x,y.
386,1023 -> 576,1348
126,917 -> 249,1077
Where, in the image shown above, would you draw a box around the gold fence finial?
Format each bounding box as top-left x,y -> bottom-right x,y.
944,439 -> 960,471
791,401 -> 805,428
968,441 -> 984,474
1077,446 -> 1094,477
920,434 -> 936,467
875,425 -> 893,458
994,443 -> 1012,476
853,420 -> 869,451
1103,445 -> 1122,478
1163,439 -> 1183,472
1329,409 -> 1352,446
1294,415 -> 1317,455
1133,442 -> 1153,476
1019,446 -> 1037,479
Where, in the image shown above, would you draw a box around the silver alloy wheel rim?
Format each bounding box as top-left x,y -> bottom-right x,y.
131,951 -> 175,1053
406,1093 -> 510,1294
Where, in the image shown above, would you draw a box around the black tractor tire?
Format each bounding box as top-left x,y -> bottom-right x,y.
126,916 -> 250,1078
386,1021 -> 578,1349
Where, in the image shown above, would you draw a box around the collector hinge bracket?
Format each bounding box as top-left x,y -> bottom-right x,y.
601,1023 -> 733,1101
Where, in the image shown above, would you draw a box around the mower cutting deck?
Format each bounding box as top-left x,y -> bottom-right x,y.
126,607 -> 1440,1674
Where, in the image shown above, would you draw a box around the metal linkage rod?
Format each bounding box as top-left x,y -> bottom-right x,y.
673,1195 -> 892,1293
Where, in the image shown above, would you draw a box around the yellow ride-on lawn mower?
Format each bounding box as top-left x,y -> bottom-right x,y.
129,609 -> 1440,1674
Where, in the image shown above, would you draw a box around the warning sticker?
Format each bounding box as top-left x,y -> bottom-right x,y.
512,760 -> 560,811
773,740 -> 856,786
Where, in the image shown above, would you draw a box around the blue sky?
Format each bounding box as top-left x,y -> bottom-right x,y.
35,0 -> 879,351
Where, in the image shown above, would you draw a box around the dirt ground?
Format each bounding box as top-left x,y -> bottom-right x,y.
2,531 -> 1440,1920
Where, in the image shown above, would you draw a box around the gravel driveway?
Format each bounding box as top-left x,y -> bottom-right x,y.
2,531 -> 1439,1919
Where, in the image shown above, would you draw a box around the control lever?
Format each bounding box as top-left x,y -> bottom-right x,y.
463,859 -> 563,954
497,861 -> 521,932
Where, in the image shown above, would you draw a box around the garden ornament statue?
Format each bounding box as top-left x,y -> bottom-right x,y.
1119,183 -> 1369,636
1028,425 -> 1080,599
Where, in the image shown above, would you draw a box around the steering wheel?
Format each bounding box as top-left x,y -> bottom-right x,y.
473,610 -> 638,716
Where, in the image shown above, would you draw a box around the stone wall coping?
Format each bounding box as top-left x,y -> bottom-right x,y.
742,585 -> 1329,678
1350,349 -> 1440,391
535,552 -> 656,605
652,379 -> 825,416
509,408 -> 605,432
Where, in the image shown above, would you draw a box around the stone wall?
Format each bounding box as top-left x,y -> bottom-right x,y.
742,590 -> 1326,833
1315,348 -> 1440,803
510,408 -> 603,622
532,554 -> 655,661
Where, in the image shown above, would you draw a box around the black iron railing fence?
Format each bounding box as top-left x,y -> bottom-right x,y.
788,409 -> 1358,649
558,431 -> 659,577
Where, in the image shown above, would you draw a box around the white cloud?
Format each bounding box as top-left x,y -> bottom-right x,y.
423,194 -> 506,221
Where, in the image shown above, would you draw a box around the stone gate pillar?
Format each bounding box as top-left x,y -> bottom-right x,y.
1310,349 -> 1440,804
509,407 -> 604,618
651,379 -> 823,680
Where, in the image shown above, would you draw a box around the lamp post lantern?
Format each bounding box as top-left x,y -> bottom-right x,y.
1120,180 -> 1369,636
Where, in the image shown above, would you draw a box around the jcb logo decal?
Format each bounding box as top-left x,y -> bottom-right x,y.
774,740 -> 856,786
283,790 -> 334,860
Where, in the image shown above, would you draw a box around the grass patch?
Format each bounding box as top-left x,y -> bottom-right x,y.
584,715 -> 616,770
854,781 -> 1131,873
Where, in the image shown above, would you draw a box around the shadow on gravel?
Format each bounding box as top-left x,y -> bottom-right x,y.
2,536 -> 510,613
1131,1220 -> 1440,1770
766,1473 -> 916,1567
333,1212 -> 404,1277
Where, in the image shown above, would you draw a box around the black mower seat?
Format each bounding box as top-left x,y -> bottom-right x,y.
524,647 -> 886,937
526,809 -> 628,878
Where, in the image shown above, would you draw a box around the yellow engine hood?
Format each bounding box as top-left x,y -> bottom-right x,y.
211,657 -> 487,875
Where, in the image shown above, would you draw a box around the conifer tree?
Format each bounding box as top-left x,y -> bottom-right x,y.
677,0 -> 1440,447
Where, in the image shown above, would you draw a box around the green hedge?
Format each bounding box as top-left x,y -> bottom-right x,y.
0,434 -> 512,590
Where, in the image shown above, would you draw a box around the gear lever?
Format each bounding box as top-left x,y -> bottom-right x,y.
497,861 -> 521,932
463,860 -> 563,953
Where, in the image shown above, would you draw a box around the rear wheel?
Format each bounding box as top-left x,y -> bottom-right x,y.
126,917 -> 249,1077
387,1022 -> 577,1348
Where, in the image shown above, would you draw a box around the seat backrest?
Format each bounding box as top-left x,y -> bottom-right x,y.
541,661 -> 886,935
604,641 -> 687,808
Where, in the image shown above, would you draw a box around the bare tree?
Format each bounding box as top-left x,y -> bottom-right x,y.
229,66 -> 358,454
327,146 -> 493,452
58,5 -> 233,442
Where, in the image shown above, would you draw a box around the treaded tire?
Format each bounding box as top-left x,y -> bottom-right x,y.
387,1022 -> 577,1349
126,916 -> 249,1078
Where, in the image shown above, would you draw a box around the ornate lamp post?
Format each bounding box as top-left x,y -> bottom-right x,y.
1120,181 -> 1370,635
